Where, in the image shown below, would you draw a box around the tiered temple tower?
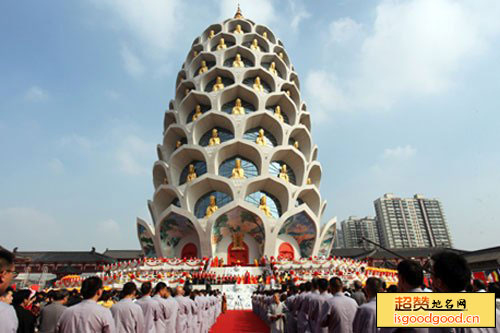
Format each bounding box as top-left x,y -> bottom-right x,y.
137,8 -> 336,264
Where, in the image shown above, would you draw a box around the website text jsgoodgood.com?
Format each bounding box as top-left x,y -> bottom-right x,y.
394,312 -> 480,326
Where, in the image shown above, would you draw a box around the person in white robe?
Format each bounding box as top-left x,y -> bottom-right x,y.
111,282 -> 145,333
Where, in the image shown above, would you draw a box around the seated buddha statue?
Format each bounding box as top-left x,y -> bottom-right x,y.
253,76 -> 264,92
250,39 -> 260,51
286,90 -> 291,97
205,195 -> 218,217
193,50 -> 198,57
232,53 -> 244,68
293,141 -> 299,149
212,76 -> 225,92
233,24 -> 243,34
232,98 -> 245,115
269,61 -> 277,75
255,128 -> 266,146
192,104 -> 203,121
278,52 -> 284,60
307,177 -> 312,185
208,30 -> 215,39
216,38 -> 227,50
175,140 -> 182,149
231,158 -> 245,179
198,60 -> 208,75
208,128 -> 221,146
262,31 -> 268,40
274,105 -> 284,122
187,164 -> 197,182
278,164 -> 289,183
259,196 -> 272,217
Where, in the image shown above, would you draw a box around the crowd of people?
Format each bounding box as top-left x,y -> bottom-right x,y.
253,251 -> 500,333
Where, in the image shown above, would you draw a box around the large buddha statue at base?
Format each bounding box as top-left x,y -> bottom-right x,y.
205,195 -> 218,217
274,105 -> 284,122
232,98 -> 245,115
216,38 -> 227,50
259,196 -> 272,217
192,104 -> 203,121
231,158 -> 245,179
232,53 -> 244,68
212,76 -> 225,92
253,76 -> 264,92
187,164 -> 197,182
209,128 -> 221,146
198,60 -> 208,75
255,128 -> 266,146
278,164 -> 289,183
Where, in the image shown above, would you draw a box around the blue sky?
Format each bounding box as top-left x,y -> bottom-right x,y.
1,0 -> 500,252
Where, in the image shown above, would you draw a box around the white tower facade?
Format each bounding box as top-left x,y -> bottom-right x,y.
137,9 -> 336,264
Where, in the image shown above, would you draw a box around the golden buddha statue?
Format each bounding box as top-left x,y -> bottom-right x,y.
193,50 -> 198,57
205,195 -> 218,217
209,30 -> 215,39
253,76 -> 264,92
232,98 -> 245,115
262,31 -> 268,40
233,24 -> 243,34
307,178 -> 312,185
216,38 -> 227,50
198,60 -> 208,75
187,164 -> 197,182
278,164 -> 289,183
176,140 -> 182,149
230,158 -> 245,179
250,39 -> 260,51
259,196 -> 272,217
232,53 -> 244,68
293,140 -> 299,149
269,61 -> 277,75
255,128 -> 266,146
278,52 -> 284,60
212,76 -> 225,92
286,90 -> 291,97
192,104 -> 203,121
274,105 -> 284,122
208,128 -> 221,146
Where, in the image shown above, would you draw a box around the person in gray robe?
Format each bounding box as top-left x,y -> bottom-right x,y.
39,290 -> 67,333
352,277 -> 382,333
56,277 -> 115,333
267,292 -> 287,333
184,289 -> 198,333
152,282 -> 171,333
110,282 -> 145,333
321,277 -> 358,333
310,278 -> 333,333
284,286 -> 298,333
135,282 -> 159,333
350,280 -> 366,306
174,286 -> 189,333
163,287 -> 178,333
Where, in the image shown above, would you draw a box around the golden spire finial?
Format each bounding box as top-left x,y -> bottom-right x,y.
234,3 -> 243,19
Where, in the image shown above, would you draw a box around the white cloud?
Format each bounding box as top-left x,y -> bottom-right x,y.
382,145 -> 417,160
219,0 -> 275,26
329,17 -> 362,43
58,134 -> 93,151
116,135 -> 152,176
24,86 -> 48,101
307,0 -> 500,117
305,70 -> 348,121
48,158 -> 65,174
121,44 -> 145,77
289,1 -> 311,31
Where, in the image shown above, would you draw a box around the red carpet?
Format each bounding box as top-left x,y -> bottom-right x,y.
210,310 -> 270,333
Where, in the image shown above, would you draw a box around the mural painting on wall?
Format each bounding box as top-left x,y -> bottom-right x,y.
318,225 -> 335,257
138,224 -> 157,258
212,207 -> 265,253
279,212 -> 316,258
159,213 -> 195,257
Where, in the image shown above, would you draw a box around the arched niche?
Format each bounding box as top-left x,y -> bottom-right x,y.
187,177 -> 234,217
296,188 -> 321,216
181,243 -> 198,259
175,80 -> 195,104
281,83 -> 300,108
265,94 -> 297,126
179,160 -> 207,185
215,141 -> 262,177
289,72 -> 300,90
185,44 -> 204,66
318,221 -> 336,257
278,242 -> 295,260
137,221 -> 157,258
245,190 -> 282,219
242,69 -> 276,93
226,19 -> 252,35
190,52 -> 216,78
175,69 -> 187,88
201,68 -> 235,93
170,147 -> 208,187
199,127 -> 234,147
288,126 -> 312,160
299,112 -> 312,132
219,85 -> 258,115
243,112 -> 284,146
219,155 -> 258,180
210,33 -> 236,51
179,92 -> 211,125
242,34 -> 270,52
192,112 -> 235,145
223,46 -> 256,68
255,25 -> 277,44
202,24 -> 223,43
152,162 -> 169,189
162,125 -> 188,159
311,145 -> 318,161
158,212 -> 201,258
269,160 -> 297,185
261,54 -> 288,80
153,187 -> 181,216
273,45 -> 290,67
307,162 -> 322,187
245,178 -> 290,217
278,211 -> 317,258
194,190 -> 232,219
270,148 -> 306,185
163,112 -> 177,133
